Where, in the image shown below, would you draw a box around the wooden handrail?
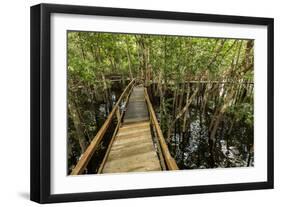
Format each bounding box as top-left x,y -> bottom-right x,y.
71,79 -> 135,175
144,88 -> 179,170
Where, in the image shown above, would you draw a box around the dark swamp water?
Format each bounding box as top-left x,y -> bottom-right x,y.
68,81 -> 254,174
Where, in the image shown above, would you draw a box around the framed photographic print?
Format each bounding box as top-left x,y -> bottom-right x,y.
30,3 -> 274,203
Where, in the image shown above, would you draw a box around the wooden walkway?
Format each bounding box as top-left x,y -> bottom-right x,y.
70,80 -> 178,175
102,87 -> 161,173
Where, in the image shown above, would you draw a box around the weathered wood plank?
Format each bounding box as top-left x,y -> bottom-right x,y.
102,121 -> 161,173
117,128 -> 150,136
120,121 -> 149,129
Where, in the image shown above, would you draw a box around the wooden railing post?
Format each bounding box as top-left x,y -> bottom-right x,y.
116,106 -> 121,123
144,88 -> 179,171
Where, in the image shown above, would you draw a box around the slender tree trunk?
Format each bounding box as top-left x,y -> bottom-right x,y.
102,73 -> 111,111
68,99 -> 87,153
182,84 -> 191,132
167,86 -> 199,141
125,42 -> 133,80
247,145 -> 253,167
78,33 -> 86,60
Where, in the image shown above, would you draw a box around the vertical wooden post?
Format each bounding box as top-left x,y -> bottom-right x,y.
116,106 -> 121,123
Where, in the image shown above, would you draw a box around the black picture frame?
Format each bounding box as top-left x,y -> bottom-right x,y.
30,3 -> 274,203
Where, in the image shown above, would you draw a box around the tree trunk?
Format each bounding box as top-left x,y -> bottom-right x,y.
78,33 -> 86,60
102,73 -> 110,105
68,99 -> 87,153
182,84 -> 191,132
247,145 -> 253,166
125,42 -> 133,80
167,86 -> 199,141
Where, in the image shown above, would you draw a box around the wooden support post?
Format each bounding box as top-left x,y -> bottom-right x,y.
116,106 -> 121,123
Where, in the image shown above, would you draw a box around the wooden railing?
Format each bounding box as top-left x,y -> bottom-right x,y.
144,88 -> 179,171
71,79 -> 135,175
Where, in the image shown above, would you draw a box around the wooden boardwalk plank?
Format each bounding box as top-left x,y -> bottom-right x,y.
123,87 -> 149,124
102,87 -> 161,173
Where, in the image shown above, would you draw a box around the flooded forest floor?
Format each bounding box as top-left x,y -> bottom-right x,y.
148,82 -> 254,170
